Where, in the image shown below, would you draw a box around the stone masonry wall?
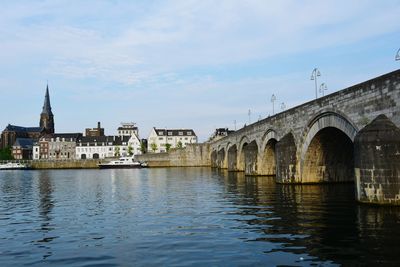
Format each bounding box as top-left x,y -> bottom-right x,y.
136,144 -> 210,167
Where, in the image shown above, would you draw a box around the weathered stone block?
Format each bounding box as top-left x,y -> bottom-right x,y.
354,114 -> 400,205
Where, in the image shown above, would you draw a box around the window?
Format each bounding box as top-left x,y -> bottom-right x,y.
159,137 -> 164,140
178,132 -> 183,136
168,132 -> 172,136
185,137 -> 188,140
158,131 -> 164,135
187,132 -> 192,135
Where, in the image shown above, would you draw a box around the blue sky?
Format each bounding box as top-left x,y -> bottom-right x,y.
0,0 -> 399,141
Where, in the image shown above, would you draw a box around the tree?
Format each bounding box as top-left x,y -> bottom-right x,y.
150,143 -> 157,153
114,146 -> 120,157
0,147 -> 13,160
127,144 -> 133,156
165,143 -> 172,152
140,143 -> 147,154
176,141 -> 183,149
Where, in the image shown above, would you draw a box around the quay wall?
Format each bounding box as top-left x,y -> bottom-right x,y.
136,144 -> 210,167
1,159 -> 104,169
31,159 -> 102,169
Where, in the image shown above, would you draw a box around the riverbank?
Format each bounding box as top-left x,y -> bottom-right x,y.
135,144 -> 210,167
0,159 -> 103,169
0,144 -> 211,169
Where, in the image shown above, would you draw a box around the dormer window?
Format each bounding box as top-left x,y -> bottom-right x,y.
178,132 -> 183,136
158,131 -> 164,135
187,132 -> 192,135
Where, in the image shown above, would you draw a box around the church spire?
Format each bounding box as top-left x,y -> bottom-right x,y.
41,83 -> 53,115
40,83 -> 55,134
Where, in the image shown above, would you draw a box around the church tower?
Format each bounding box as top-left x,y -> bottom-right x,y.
40,84 -> 55,134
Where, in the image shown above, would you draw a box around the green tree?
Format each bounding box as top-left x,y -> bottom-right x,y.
140,143 -> 147,154
150,143 -> 157,153
127,144 -> 133,156
0,147 -> 13,160
114,146 -> 120,157
165,143 -> 172,152
176,141 -> 183,149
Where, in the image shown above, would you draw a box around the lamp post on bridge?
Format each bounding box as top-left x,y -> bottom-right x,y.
271,94 -> 276,115
311,68 -> 321,99
281,102 -> 286,111
248,109 -> 251,125
396,48 -> 400,61
319,83 -> 328,97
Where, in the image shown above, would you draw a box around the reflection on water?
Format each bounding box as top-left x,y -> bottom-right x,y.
0,168 -> 399,266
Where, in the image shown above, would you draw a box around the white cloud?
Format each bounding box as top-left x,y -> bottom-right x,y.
0,0 -> 399,140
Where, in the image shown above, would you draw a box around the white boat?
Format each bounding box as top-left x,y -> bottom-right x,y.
98,157 -> 142,169
140,162 -> 148,168
0,162 -> 29,170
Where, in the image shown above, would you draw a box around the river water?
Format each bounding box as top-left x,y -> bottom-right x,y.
0,168 -> 399,266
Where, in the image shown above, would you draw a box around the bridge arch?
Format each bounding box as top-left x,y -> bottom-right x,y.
300,111 -> 358,183
259,130 -> 278,176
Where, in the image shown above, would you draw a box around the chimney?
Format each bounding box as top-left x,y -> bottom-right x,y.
97,121 -> 101,129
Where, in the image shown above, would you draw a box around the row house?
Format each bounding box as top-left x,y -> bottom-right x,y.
12,138 -> 35,159
147,128 -> 197,153
33,133 -> 82,160
76,133 -> 142,159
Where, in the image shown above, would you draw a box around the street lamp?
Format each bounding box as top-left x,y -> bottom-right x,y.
319,83 -> 328,97
311,68 -> 321,99
271,94 -> 276,115
396,48 -> 400,61
248,109 -> 251,124
281,102 -> 286,111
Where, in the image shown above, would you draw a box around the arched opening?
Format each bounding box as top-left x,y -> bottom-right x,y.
242,140 -> 258,175
262,139 -> 277,176
227,145 -> 238,171
211,150 -> 217,167
93,153 -> 99,159
217,148 -> 226,168
302,127 -> 354,183
81,154 -> 87,160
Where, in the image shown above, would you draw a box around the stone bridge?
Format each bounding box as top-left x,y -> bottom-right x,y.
209,69 -> 400,205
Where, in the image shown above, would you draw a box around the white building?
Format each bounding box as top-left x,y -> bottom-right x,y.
118,122 -> 138,137
147,128 -> 197,153
76,134 -> 142,159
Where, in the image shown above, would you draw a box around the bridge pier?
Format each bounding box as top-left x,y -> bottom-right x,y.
242,141 -> 258,175
276,133 -> 298,183
258,139 -> 277,176
355,115 -> 400,205
227,145 -> 238,171
217,148 -> 227,169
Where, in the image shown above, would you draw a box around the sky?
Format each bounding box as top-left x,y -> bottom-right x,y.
0,0 -> 399,141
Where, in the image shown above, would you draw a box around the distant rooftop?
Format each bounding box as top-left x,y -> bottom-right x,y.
154,128 -> 196,136
4,124 -> 43,133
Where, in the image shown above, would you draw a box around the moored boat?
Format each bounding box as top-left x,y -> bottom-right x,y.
98,157 -> 142,169
140,162 -> 148,168
0,162 -> 30,170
